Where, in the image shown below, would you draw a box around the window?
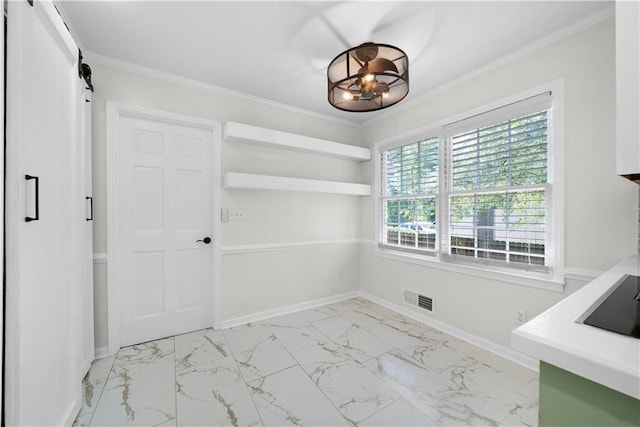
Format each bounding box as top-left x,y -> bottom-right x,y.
378,91 -> 560,283
381,137 -> 439,254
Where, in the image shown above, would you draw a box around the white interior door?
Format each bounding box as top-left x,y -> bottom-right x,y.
5,1 -> 84,425
79,86 -> 95,372
117,114 -> 215,347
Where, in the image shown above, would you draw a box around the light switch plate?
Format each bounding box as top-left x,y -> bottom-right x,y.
228,209 -> 245,221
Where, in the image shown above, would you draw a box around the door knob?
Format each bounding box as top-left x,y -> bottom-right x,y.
196,237 -> 212,244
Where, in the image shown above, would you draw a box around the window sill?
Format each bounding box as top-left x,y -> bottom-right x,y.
375,247 -> 565,293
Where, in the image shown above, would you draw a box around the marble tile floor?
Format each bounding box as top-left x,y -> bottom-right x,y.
74,297 -> 538,426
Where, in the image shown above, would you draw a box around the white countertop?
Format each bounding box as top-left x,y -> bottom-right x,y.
512,256 -> 640,399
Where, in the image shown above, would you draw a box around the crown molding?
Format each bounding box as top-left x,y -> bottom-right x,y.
363,5 -> 615,127
83,52 -> 361,128
61,3 -> 613,131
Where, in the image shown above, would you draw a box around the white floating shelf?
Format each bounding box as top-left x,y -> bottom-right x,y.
223,121 -> 371,162
224,172 -> 371,196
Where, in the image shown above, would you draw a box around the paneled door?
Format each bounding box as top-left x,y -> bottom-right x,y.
117,113 -> 215,347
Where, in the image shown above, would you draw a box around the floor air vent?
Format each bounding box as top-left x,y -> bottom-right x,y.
403,289 -> 434,313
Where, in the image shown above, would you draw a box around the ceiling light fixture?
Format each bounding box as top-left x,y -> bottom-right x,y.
327,42 -> 409,112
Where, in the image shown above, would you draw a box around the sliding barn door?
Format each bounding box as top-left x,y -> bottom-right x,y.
79,84 -> 95,374
5,1 -> 86,425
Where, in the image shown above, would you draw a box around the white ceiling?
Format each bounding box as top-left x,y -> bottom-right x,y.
59,1 -> 613,124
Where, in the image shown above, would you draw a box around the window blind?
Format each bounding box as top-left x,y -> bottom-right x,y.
381,137 -> 438,253
377,90 -> 557,279
443,92 -> 552,137
443,98 -> 550,269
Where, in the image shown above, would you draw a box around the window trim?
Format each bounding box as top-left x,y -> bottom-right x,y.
380,136 -> 440,255
373,80 -> 565,291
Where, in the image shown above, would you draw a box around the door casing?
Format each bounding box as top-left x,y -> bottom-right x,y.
106,102 -> 222,355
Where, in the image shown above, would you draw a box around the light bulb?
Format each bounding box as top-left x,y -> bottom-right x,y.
342,91 -> 353,100
363,74 -> 375,82
382,91 -> 390,98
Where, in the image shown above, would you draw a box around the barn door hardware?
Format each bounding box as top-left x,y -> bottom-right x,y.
25,174 -> 40,222
86,196 -> 93,221
78,49 -> 94,92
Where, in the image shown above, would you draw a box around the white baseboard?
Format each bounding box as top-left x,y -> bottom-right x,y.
82,361 -> 92,378
93,288 -> 538,372
218,290 -> 360,329
94,346 -> 110,360
63,398 -> 82,427
358,291 -> 539,372
217,288 -> 538,372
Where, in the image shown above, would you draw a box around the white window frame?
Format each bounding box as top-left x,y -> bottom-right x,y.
379,135 -> 440,256
374,81 -> 565,292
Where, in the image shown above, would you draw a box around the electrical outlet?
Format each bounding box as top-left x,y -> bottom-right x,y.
515,309 -> 528,325
228,209 -> 245,221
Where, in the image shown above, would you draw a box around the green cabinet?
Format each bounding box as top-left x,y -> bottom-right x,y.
539,362 -> 640,426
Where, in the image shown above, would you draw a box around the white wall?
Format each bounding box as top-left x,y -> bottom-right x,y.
89,63 -> 363,350
88,17 -> 637,354
359,18 -> 638,347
